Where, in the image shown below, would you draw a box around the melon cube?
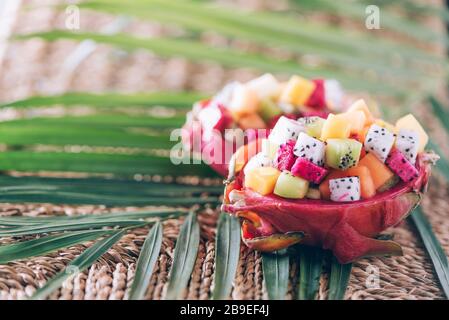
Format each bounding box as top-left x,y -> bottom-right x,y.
229,83 -> 259,118
395,114 -> 428,152
274,171 -> 309,199
279,76 -> 316,107
244,167 -> 281,196
320,114 -> 351,140
346,99 -> 375,125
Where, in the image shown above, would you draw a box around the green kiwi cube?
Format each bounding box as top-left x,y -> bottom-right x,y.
274,171 -> 309,199
325,138 -> 362,170
299,116 -> 326,139
259,99 -> 283,122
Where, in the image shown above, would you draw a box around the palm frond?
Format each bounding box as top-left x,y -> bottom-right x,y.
15,31 -> 411,97
262,250 -> 289,300
79,0 -> 434,83
0,92 -> 203,109
165,211 -> 200,299
128,222 -> 163,300
212,213 -> 240,299
327,257 -> 352,300
297,246 -> 324,300
0,229 -> 113,264
30,230 -> 124,300
410,208 -> 449,299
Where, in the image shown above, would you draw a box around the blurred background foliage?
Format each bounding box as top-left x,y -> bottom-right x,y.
0,0 -> 448,196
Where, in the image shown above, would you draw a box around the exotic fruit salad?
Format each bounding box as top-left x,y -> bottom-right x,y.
182,74 -> 344,176
221,99 -> 439,263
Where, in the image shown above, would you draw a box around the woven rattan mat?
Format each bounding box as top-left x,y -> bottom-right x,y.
0,0 -> 448,300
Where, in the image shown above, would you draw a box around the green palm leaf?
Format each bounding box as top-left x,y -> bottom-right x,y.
128,222 -> 163,300
212,213 -> 240,299
327,256 -> 352,300
165,211 -> 200,299
0,229 -> 113,264
262,250 -> 289,300
30,230 -> 125,300
0,151 -> 217,178
297,246 -> 324,300
0,92 -> 203,109
79,0 -> 429,82
410,208 -> 449,299
15,31 -> 409,97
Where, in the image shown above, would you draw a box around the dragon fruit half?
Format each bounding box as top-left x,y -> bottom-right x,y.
223,153 -> 434,264
221,103 -> 438,263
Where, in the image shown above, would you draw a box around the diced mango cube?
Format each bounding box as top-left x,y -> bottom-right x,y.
279,76 -> 316,107
395,114 -> 428,152
347,99 -> 375,125
244,167 -> 281,195
339,110 -> 367,135
320,114 -> 351,140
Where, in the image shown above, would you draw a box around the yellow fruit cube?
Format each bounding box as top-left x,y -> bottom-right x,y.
347,99 -> 374,125
229,84 -> 259,119
279,76 -> 316,107
320,114 -> 351,140
339,110 -> 367,135
395,114 -> 428,152
244,167 -> 281,196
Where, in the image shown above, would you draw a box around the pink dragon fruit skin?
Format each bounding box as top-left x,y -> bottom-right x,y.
386,149 -> 419,183
291,157 -> 329,184
274,140 -> 296,171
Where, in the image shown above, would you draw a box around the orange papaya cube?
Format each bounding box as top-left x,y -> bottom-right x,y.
320,114 -> 351,140
358,152 -> 395,190
345,165 -> 376,199
238,113 -> 267,130
244,167 -> 281,196
279,75 -> 316,107
319,170 -> 346,200
319,165 -> 375,200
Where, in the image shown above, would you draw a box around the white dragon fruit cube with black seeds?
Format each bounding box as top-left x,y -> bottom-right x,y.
364,124 -> 395,163
329,176 -> 361,202
243,152 -> 273,175
395,129 -> 419,165
293,132 -> 326,166
269,116 -> 305,146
